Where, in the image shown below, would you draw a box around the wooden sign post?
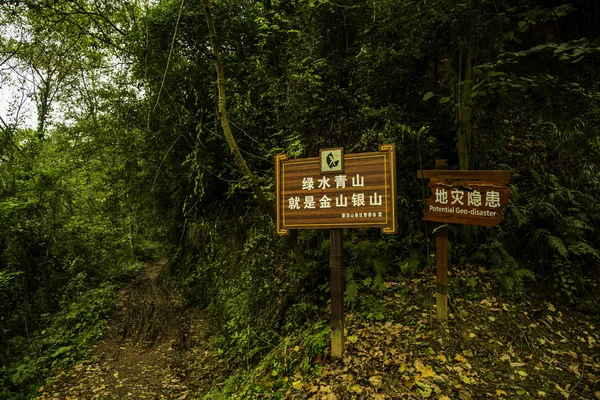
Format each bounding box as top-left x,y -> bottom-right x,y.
418,160 -> 512,321
434,160 -> 449,322
276,144 -> 397,359
329,228 -> 344,358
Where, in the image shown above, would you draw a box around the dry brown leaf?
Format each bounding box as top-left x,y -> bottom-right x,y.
455,354 -> 468,363
369,375 -> 383,388
350,384 -> 363,394
415,360 -> 436,378
510,362 -> 526,367
319,385 -> 332,393
568,364 -> 580,376
554,383 -> 570,399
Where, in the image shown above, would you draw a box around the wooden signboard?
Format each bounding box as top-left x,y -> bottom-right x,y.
418,161 -> 513,322
416,169 -> 513,226
275,144 -> 397,360
275,144 -> 397,235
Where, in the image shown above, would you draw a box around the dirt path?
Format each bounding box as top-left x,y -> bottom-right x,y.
37,260 -> 213,400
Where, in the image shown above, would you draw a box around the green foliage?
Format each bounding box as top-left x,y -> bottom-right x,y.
474,240 -> 535,295
500,171 -> 600,301
206,319 -> 330,399
397,257 -> 421,278
451,276 -> 480,301
0,283 -> 117,397
1,0 -> 599,396
148,0 -> 598,389
0,3 -> 158,395
169,211 -> 307,367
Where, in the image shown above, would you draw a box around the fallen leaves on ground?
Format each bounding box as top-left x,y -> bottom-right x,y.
38,264 -> 600,400
280,266 -> 600,399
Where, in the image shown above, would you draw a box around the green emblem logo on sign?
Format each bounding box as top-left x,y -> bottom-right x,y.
326,152 -> 339,169
320,148 -> 344,173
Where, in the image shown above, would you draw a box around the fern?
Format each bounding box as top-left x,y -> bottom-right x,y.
483,239 -> 534,295
344,280 -> 359,305
568,242 -> 600,259
372,259 -> 387,277
505,204 -> 529,227
529,228 -> 551,250
563,216 -> 591,231
538,201 -> 562,219
502,164 -> 600,301
546,235 -> 569,259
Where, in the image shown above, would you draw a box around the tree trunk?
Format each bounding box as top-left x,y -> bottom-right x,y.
455,47 -> 474,244
201,0 -> 306,269
201,0 -> 273,219
456,47 -> 473,171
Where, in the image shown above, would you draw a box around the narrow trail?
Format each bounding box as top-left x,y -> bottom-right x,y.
37,260 -> 215,400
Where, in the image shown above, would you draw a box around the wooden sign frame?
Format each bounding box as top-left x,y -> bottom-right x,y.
417,169 -> 512,227
275,144 -> 397,235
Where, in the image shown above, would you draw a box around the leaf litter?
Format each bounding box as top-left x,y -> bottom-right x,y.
37,262 -> 600,399
280,265 -> 600,399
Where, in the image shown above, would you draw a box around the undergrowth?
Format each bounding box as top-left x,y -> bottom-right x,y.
0,261 -> 144,399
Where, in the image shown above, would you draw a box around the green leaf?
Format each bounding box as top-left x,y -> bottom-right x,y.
347,335 -> 359,343
546,235 -> 568,259
423,92 -> 435,101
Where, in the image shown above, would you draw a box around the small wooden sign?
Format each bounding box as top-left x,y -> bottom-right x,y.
275,144 -> 397,235
417,170 -> 513,226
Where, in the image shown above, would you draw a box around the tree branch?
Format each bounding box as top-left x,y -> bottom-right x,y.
201,0 -> 306,270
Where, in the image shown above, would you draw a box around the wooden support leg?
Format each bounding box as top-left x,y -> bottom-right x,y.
436,225 -> 449,321
330,229 -> 344,359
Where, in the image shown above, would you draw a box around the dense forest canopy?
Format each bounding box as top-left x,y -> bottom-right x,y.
1,0 -> 599,397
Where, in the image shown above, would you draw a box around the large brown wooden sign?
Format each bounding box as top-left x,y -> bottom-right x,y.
275,144 -> 397,235
417,169 -> 513,226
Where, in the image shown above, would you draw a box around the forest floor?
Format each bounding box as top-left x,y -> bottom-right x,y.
36,260 -> 600,400
280,268 -> 600,400
36,260 -> 219,400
